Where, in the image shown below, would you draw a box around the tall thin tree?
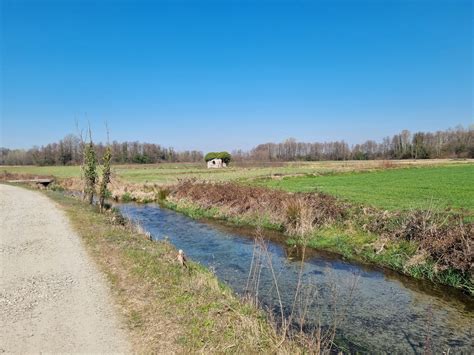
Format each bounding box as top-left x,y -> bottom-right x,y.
83,126 -> 98,205
99,123 -> 112,212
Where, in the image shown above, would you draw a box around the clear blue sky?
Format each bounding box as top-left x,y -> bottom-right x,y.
1,0 -> 472,152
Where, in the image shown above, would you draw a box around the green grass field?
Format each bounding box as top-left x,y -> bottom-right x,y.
257,164 -> 474,211
2,160 -> 472,211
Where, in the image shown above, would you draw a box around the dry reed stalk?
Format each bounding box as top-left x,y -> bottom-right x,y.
246,230 -> 360,353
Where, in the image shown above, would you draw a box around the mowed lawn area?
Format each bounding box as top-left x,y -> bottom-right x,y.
258,164 -> 474,211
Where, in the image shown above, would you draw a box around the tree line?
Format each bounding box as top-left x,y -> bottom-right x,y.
0,136 -> 203,165
233,125 -> 474,161
1,125 -> 472,166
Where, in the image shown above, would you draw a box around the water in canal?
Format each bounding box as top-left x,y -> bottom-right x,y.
118,203 -> 473,353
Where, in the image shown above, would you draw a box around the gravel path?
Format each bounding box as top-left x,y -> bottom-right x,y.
0,184 -> 130,353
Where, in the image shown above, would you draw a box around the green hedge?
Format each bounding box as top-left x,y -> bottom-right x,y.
204,151 -> 231,164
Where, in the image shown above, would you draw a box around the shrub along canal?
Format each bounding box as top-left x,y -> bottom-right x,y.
118,203 -> 473,353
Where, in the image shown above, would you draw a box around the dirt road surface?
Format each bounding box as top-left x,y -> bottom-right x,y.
0,184 -> 130,353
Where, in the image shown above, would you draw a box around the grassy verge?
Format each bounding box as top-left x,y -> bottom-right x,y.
44,190 -> 302,353
161,197 -> 473,295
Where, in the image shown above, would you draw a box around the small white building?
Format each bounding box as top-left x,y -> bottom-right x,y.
207,158 -> 227,169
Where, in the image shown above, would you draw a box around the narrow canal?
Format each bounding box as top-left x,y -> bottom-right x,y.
119,203 -> 473,353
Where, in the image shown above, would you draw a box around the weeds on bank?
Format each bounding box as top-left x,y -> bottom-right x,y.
164,180 -> 473,294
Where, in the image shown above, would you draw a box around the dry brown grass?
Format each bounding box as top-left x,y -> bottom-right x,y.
359,207 -> 473,273
245,234 -> 359,354
170,179 -> 346,232
0,171 -> 54,181
396,211 -> 473,272
379,160 -> 397,169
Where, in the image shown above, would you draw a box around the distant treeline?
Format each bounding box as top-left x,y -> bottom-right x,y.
1,125 -> 473,166
233,125 -> 474,162
0,137 -> 203,165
